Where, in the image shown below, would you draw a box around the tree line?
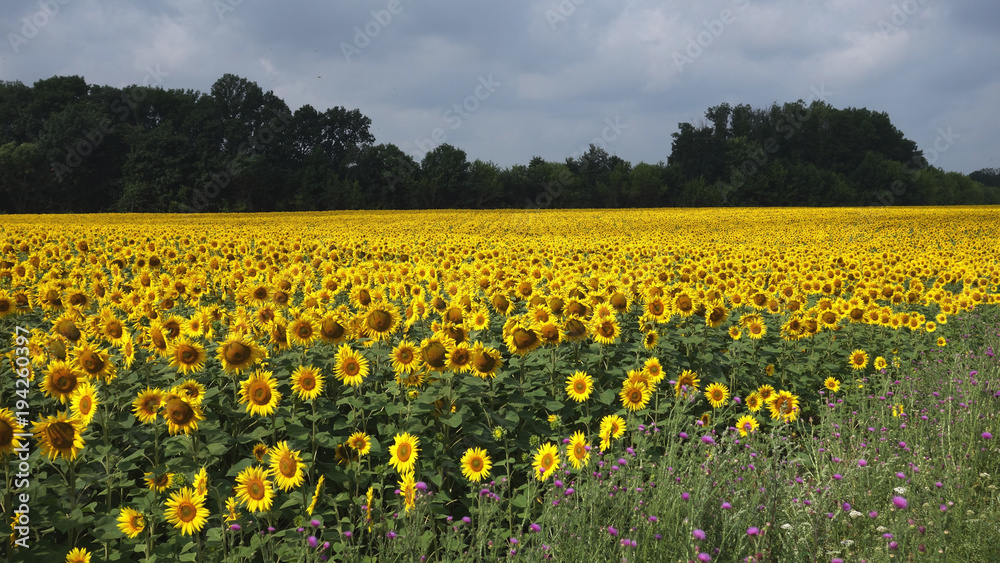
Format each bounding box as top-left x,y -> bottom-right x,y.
1,74 -> 997,213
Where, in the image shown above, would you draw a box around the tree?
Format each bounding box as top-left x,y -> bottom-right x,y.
0,142 -> 45,213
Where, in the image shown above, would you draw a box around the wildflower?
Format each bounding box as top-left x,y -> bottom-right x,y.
892,496 -> 908,509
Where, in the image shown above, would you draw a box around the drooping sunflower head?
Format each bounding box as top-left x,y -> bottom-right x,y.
163,395 -> 205,435
420,335 -> 454,371
33,412 -> 85,461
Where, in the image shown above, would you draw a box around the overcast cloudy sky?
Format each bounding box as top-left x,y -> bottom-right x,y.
2,0 -> 998,173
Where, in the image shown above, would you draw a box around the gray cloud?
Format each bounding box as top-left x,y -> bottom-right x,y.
2,0 -> 996,172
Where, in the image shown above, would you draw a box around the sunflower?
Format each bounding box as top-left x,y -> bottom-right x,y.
565,371 -> 594,402
70,382 -> 99,426
42,360 -> 82,404
460,447 -> 492,482
643,357 -> 665,384
163,396 -> 205,435
756,384 -> 775,404
745,319 -> 767,340
216,334 -> 266,374
33,412 -> 85,461
398,470 -> 417,513
420,334 -> 455,371
73,341 -> 115,381
132,388 -> 165,424
470,344 -> 503,379
643,330 -> 659,349
0,408 -> 25,457
164,487 -> 209,536
390,339 -> 422,374
504,322 -> 541,355
924,321 -> 936,333
562,316 -> 589,342
936,336 -> 947,347
600,414 -> 626,440
269,441 -> 306,491
620,380 -> 652,411
143,472 -> 175,493
347,431 -> 372,456
590,316 -> 620,345
767,390 -> 800,423
98,309 -> 129,347
388,432 -> 420,474
704,382 -> 730,409
873,356 -> 888,371
53,313 -> 83,342
252,443 -> 269,463
286,315 -> 319,347
291,365 -> 324,400
705,303 -> 728,328
334,344 -> 369,386
396,369 -> 426,388
0,290 -> 15,319
823,377 -> 841,393
239,371 -> 282,416
446,342 -> 474,373
745,391 -> 763,413
318,313 -> 350,344
532,442 -> 559,481
848,349 -> 869,370
728,325 -> 742,340
167,377 -> 203,404
235,466 -> 274,513
674,369 -> 701,396
361,304 -> 400,342
735,414 -> 759,437
65,547 -> 91,563
192,466 -> 209,497
469,309 -> 490,331
567,430 -> 590,470
307,475 -> 325,516
117,507 -> 145,538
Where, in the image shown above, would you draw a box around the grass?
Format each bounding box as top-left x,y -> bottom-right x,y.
285,312 -> 1000,562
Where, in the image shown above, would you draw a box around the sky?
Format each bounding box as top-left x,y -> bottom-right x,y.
2,0 -> 998,173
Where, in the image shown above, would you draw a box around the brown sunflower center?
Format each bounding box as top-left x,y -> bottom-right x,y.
450,349 -> 470,366
610,292 -> 628,311
470,457 -> 483,471
224,341 -> 250,364
357,289 -> 371,307
52,370 -> 78,394
250,382 -> 272,405
178,346 -> 198,365
321,319 -> 344,340
648,300 -> 664,316
565,319 -> 586,338
628,389 -> 643,403
154,474 -> 170,487
512,328 -> 537,349
299,374 -> 316,391
596,322 -> 615,338
166,398 -> 195,425
178,502 -> 196,522
47,421 -> 75,450
423,342 -> 447,368
574,443 -> 586,459
474,352 -> 496,373
78,396 -> 93,415
248,481 -> 265,500
279,457 -> 296,477
163,321 -> 181,338
343,359 -> 360,377
56,319 -> 81,341
367,310 -> 392,332
0,419 -> 14,446
295,322 -> 313,339
396,444 -> 411,462
253,287 -> 268,300
676,296 -> 693,312
80,351 -> 105,374
574,380 -> 587,394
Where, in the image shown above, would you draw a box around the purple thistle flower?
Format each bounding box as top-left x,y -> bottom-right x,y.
983,432 -> 993,440
892,496 -> 908,509
608,526 -> 618,536
308,536 -> 319,548
530,523 -> 541,533
693,529 -> 706,540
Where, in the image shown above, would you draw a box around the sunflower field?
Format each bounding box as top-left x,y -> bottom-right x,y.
1,207 -> 999,562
